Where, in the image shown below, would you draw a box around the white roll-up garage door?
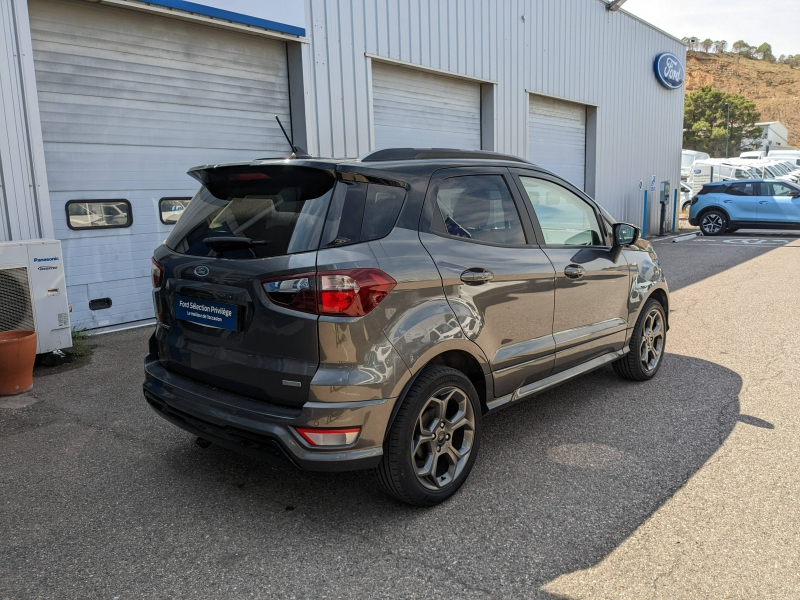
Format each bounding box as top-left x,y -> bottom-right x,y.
29,0 -> 292,328
529,95 -> 587,190
372,62 -> 481,151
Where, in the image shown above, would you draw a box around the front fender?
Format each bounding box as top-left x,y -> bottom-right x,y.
623,239 -> 670,331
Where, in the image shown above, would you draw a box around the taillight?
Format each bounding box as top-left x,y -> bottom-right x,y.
262,269 -> 396,317
151,257 -> 165,289
319,270 -> 396,316
295,427 -> 361,447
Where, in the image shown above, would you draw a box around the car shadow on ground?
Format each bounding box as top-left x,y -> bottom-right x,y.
147,353 -> 743,597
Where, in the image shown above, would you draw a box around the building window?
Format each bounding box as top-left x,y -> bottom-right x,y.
65,200 -> 132,230
159,198 -> 192,225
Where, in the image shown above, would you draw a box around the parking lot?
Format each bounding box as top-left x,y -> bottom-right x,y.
2,230 -> 799,599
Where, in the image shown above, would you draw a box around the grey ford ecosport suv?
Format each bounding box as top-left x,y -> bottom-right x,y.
144,148 -> 669,506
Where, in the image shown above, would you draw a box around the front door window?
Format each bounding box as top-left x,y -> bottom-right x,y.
518,177 -> 604,246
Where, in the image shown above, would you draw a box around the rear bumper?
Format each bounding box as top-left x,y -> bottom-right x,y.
143,353 -> 396,472
688,217 -> 698,226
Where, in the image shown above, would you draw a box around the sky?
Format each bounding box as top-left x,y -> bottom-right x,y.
623,0 -> 799,58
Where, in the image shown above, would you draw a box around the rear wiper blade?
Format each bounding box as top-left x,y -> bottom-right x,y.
202,237 -> 269,250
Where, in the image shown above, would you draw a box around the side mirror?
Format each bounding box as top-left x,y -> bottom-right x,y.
613,223 -> 640,246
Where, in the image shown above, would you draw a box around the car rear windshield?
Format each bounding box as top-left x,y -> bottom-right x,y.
165,166 -> 336,259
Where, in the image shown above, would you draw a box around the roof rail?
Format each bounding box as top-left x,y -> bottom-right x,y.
360,148 -> 531,163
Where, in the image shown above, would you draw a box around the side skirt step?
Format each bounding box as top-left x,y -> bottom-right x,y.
485,348 -> 629,413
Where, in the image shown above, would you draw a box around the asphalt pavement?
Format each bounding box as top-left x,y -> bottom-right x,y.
1,230 -> 798,599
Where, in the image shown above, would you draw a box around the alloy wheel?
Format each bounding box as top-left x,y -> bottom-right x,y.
639,308 -> 665,372
411,386 -> 476,491
701,213 -> 724,234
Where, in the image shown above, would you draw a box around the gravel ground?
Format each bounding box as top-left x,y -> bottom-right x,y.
1,230 -> 798,599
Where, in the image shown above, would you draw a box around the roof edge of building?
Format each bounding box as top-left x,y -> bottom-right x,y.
595,0 -> 686,47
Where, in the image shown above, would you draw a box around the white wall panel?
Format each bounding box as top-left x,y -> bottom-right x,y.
529,94 -> 587,190
307,0 -> 685,230
372,61 -> 481,151
29,0 -> 292,328
0,0 -> 53,242
4,0 -> 685,327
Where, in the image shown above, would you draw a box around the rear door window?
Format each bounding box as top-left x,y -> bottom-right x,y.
166,166 -> 335,259
434,175 -> 526,245
727,182 -> 755,196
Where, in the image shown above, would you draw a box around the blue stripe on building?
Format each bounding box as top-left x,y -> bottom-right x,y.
133,0 -> 306,37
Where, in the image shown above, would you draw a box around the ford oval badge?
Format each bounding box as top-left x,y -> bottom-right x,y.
654,52 -> 684,89
194,265 -> 210,277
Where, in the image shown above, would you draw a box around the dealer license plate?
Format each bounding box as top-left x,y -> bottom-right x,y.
175,295 -> 238,331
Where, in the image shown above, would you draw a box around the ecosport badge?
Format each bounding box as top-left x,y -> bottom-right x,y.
654,52 -> 684,89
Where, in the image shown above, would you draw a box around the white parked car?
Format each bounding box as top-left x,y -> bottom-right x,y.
681,149 -> 710,181
680,182 -> 693,212
740,150 -> 767,159
768,150 -> 800,167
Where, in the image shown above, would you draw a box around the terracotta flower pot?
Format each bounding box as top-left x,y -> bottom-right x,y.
0,330 -> 37,396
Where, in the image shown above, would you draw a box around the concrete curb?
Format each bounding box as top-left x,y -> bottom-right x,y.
673,232 -> 700,243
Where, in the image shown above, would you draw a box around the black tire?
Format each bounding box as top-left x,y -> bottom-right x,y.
613,298 -> 667,382
376,366 -> 482,506
699,209 -> 727,236
681,202 -> 691,213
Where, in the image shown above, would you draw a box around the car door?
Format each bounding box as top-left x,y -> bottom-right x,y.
757,181 -> 800,224
721,181 -> 760,222
510,171 -> 630,373
419,168 -> 557,397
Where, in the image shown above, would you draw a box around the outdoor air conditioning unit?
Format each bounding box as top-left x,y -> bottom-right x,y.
0,239 -> 72,354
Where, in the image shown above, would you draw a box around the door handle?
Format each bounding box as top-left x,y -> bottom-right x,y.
723,199 -> 733,203
564,265 -> 585,280
460,268 -> 494,284
759,200 -> 769,204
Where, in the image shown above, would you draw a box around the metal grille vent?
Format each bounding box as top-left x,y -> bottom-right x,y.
0,267 -> 36,333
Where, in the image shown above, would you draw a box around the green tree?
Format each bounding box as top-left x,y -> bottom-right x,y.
683,87 -> 763,156
757,42 -> 776,62
732,40 -> 749,53
715,40 -> 728,54
701,38 -> 714,53
731,40 -> 749,62
684,37 -> 700,51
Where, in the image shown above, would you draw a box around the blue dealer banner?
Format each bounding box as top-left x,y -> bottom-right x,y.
176,296 -> 238,331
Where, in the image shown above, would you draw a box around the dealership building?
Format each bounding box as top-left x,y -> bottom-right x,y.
0,0 -> 685,329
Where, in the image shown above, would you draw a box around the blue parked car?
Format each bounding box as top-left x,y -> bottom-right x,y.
689,179 -> 800,236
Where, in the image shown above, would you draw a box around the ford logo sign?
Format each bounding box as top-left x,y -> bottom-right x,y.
654,52 -> 684,90
194,265 -> 210,277
694,169 -> 702,174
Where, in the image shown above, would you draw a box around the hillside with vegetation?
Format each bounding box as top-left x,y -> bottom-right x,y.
685,50 -> 800,147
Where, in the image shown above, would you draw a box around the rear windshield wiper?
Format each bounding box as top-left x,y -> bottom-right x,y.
203,237 -> 269,251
